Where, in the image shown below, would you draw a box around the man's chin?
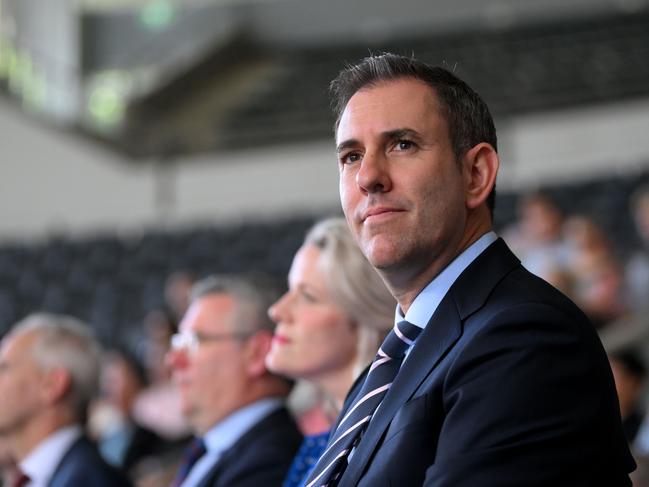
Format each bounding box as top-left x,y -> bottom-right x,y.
361,235 -> 402,267
365,248 -> 402,271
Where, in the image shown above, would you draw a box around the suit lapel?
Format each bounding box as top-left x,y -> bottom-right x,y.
341,239 -> 520,485
341,295 -> 462,485
48,436 -> 83,487
194,407 -> 293,487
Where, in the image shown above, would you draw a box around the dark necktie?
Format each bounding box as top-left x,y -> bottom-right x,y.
170,437 -> 207,487
304,320 -> 422,487
12,470 -> 30,487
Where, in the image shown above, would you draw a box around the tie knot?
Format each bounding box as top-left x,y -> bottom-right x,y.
188,437 -> 207,458
380,320 -> 422,359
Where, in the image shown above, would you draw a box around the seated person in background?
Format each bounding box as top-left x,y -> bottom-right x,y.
166,274 -> 302,487
0,313 -> 131,487
265,217 -> 395,487
563,215 -> 626,328
133,308 -> 191,442
164,271 -> 195,324
502,191 -> 572,282
609,349 -> 646,443
94,347 -> 164,475
626,185 -> 649,313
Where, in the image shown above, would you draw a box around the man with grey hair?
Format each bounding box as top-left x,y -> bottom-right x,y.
166,274 -> 302,487
0,312 -> 131,487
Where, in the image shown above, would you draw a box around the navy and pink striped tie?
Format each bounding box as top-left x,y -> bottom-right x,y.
304,320 -> 422,487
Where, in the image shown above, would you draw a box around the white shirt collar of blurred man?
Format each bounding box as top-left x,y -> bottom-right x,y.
20,424 -> 83,487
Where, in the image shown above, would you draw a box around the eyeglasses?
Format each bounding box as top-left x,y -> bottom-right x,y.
170,330 -> 250,355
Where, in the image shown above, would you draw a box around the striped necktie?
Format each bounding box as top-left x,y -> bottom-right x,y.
304,320 -> 422,487
171,437 -> 207,487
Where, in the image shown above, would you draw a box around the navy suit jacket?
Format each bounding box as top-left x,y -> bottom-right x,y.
196,406 -> 302,487
335,239 -> 635,486
49,434 -> 132,487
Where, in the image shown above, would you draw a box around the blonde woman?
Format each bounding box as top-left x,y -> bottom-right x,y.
265,217 -> 395,487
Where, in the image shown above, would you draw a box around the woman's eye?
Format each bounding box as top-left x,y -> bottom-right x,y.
300,289 -> 317,302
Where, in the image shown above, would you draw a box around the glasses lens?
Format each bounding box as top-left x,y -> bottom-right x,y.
171,332 -> 195,352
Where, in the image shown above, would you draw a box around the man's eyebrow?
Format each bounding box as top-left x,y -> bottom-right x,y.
384,128 -> 421,140
336,128 -> 422,154
336,139 -> 359,154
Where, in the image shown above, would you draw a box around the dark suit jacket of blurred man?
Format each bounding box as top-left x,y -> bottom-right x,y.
336,239 -> 635,487
194,406 -> 302,487
48,435 -> 131,487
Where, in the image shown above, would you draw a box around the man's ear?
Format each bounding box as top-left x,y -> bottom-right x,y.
41,366 -> 72,406
243,331 -> 273,378
463,142 -> 499,210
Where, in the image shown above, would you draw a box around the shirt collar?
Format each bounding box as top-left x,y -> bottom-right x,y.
20,424 -> 83,487
202,397 -> 283,456
397,231 -> 498,329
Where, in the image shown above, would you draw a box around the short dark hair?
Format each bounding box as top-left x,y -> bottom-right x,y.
330,52 -> 498,213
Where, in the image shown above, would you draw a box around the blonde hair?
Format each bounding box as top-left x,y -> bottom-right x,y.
304,217 -> 395,374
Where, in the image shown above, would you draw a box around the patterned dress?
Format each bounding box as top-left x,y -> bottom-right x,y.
282,430 -> 331,487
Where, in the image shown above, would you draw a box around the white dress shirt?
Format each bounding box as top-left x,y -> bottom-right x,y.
397,231 -> 498,359
20,425 -> 83,487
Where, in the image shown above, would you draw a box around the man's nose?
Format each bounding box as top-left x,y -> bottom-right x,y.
356,151 -> 392,194
165,347 -> 189,371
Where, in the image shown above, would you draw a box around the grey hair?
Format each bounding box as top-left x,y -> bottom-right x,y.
10,312 -> 102,421
190,274 -> 283,336
305,217 -> 395,373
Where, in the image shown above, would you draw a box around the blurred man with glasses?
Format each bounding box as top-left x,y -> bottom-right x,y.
166,274 -> 302,487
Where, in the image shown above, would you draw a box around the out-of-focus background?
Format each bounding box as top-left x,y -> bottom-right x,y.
3,0 -> 649,480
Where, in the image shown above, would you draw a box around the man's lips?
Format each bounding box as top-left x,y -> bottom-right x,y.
361,207 -> 404,222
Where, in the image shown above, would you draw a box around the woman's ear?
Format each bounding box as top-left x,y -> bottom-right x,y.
463,142 -> 499,211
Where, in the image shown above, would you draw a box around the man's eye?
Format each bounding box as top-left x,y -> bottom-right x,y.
340,152 -> 361,165
396,140 -> 414,151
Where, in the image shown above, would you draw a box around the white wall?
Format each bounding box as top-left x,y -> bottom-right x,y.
2,95 -> 649,243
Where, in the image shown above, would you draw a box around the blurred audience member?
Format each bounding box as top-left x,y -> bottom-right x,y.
502,191 -> 572,283
609,349 -> 646,443
265,217 -> 395,487
95,347 -> 164,475
165,271 -> 195,323
0,313 -> 131,486
166,274 -> 302,487
133,309 -> 191,441
626,185 -> 649,313
564,215 -> 626,327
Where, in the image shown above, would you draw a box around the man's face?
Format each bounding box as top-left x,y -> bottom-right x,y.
167,294 -> 250,434
0,331 -> 46,437
337,78 -> 468,283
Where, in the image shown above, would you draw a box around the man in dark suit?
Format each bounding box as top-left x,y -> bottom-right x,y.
166,274 -> 302,487
0,313 -> 131,487
305,53 -> 635,486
